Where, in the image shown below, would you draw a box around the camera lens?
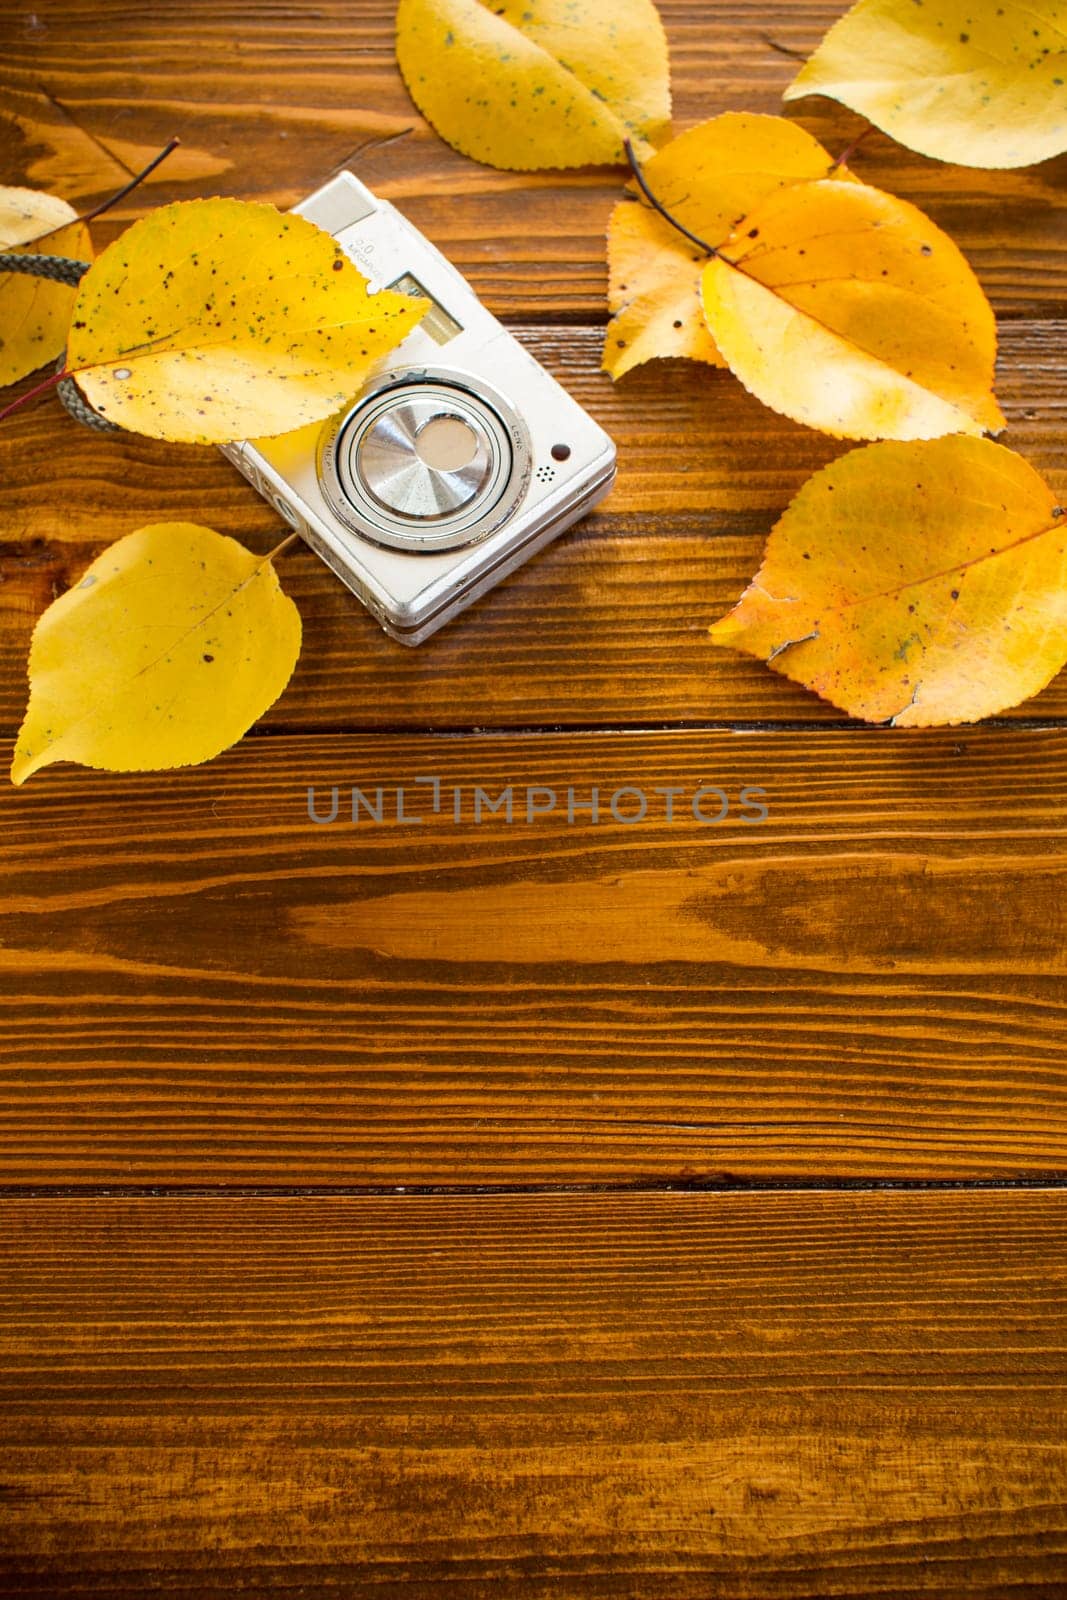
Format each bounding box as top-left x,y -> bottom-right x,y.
356,400 -> 493,520
317,370 -> 533,554
320,373 -> 528,554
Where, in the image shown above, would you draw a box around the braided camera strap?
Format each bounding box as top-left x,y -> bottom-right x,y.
0,251 -> 120,433
0,250 -> 87,285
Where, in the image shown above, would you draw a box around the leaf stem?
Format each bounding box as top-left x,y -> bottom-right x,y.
829,122 -> 874,174
264,531 -> 302,563
27,137 -> 182,248
623,138 -> 717,258
75,138 -> 182,228
0,367 -> 66,423
76,137 -> 182,226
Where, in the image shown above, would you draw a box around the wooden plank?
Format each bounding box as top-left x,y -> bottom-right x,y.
2,727 -> 1065,1186
0,2 -> 1064,321
1,1191 -> 1065,1598
0,323 -> 1064,732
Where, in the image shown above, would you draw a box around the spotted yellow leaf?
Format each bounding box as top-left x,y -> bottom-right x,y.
604,113 -> 851,379
65,199 -> 424,443
396,0 -> 670,170
11,523 -> 302,784
0,187 -> 92,387
701,178 -> 1003,440
709,437 -> 1067,727
785,0 -> 1067,169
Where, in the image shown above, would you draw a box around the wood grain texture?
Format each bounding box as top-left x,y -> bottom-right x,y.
2,728 -> 1064,1185
0,2 -> 1064,321
2,0 -> 1066,1591
1,1191 -> 1065,1599
0,323 -> 1064,732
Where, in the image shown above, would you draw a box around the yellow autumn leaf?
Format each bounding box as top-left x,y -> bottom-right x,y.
0,187 -> 93,387
784,0 -> 1067,170
11,523 -> 302,784
709,436 -> 1067,727
701,178 -> 1003,441
396,0 -> 670,170
604,113 -> 851,379
65,199 -> 424,443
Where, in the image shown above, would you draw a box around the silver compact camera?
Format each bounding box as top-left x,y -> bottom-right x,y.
220,171 -> 617,645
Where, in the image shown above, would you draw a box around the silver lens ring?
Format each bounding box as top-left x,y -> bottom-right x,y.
318,367 -> 532,553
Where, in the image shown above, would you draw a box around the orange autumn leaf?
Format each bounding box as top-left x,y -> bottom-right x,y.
784,0 -> 1067,171
396,0 -> 670,171
0,187 -> 93,387
11,522 -> 302,785
700,178 -> 1003,441
604,113 -> 849,379
709,436 -> 1067,727
65,199 -> 423,443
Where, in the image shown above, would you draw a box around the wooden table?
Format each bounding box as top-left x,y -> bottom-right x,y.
1,2 -> 1065,1594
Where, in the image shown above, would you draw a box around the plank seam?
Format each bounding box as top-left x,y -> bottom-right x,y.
1,1178 -> 1065,1198
228,718 -> 1067,736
